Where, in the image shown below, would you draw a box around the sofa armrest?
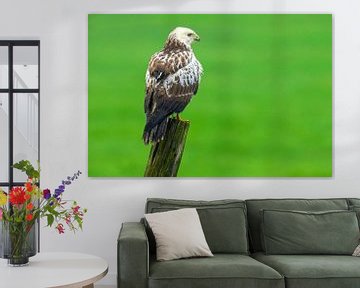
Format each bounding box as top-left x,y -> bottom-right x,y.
118,222 -> 149,288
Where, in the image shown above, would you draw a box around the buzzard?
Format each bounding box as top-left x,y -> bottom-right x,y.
143,27 -> 203,144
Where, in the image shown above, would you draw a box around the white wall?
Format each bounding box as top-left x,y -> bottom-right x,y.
1,0 -> 360,286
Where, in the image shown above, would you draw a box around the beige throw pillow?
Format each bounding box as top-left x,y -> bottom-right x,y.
353,244 -> 360,256
145,208 -> 213,261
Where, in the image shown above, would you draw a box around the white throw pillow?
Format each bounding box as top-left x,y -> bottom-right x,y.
353,244 -> 360,256
145,208 -> 213,261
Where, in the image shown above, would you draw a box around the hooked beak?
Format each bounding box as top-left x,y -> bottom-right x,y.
194,34 -> 200,42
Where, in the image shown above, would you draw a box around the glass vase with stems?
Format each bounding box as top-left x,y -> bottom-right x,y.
1,219 -> 37,266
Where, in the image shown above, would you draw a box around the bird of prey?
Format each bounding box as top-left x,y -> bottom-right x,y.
143,27 -> 203,145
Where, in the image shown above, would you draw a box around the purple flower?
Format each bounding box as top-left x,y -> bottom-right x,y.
43,189 -> 51,200
54,171 -> 82,199
54,189 -> 63,198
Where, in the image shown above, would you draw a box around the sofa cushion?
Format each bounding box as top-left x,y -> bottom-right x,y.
253,252 -> 360,288
145,208 -> 213,261
261,209 -> 359,255
347,199 -> 360,229
349,205 -> 360,228
146,198 -> 249,254
149,254 -> 284,288
246,198 -> 349,252
347,198 -> 360,207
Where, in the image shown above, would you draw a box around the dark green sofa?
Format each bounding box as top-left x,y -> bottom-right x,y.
118,198 -> 360,288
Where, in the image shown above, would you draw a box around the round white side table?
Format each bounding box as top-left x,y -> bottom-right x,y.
0,252 -> 108,288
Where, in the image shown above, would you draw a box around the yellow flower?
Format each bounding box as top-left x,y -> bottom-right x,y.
0,190 -> 7,206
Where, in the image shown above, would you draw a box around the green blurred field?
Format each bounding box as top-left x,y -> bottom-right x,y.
88,14 -> 332,177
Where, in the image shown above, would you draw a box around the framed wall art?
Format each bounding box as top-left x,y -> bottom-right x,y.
88,14 -> 332,177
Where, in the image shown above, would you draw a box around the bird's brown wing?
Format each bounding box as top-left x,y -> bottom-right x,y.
144,49 -> 200,131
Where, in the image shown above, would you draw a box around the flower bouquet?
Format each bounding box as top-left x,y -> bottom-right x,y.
0,160 -> 87,266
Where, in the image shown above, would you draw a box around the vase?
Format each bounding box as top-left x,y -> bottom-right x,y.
0,220 -> 37,266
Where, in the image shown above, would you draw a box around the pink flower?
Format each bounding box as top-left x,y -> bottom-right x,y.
0,208 -> 3,220
56,223 -> 65,234
72,205 -> 80,215
65,214 -> 71,225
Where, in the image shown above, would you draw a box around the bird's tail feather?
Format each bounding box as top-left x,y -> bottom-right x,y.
143,118 -> 169,145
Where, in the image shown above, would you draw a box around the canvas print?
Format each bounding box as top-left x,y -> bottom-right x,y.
88,14 -> 332,177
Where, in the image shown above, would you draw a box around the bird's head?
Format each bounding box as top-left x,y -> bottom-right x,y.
168,27 -> 200,46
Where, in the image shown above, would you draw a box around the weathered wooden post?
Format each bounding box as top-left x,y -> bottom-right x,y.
144,118 -> 190,177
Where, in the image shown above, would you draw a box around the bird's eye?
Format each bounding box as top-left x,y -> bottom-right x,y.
187,33 -> 193,37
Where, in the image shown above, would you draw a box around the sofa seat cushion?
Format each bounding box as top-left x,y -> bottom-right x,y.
253,252 -> 360,288
149,254 -> 284,288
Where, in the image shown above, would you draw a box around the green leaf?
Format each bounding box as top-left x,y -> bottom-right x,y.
12,160 -> 29,170
47,214 -> 54,227
12,160 -> 40,180
46,205 -> 60,217
75,216 -> 83,230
